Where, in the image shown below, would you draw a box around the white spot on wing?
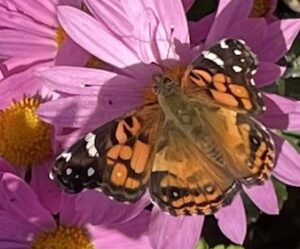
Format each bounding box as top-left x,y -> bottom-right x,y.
250,79 -> 255,85
251,69 -> 257,75
49,171 -> 54,180
232,65 -> 243,72
87,167 -> 95,177
202,51 -> 224,67
220,39 -> 229,49
85,132 -> 99,157
66,168 -> 72,175
234,49 -> 242,55
58,152 -> 72,162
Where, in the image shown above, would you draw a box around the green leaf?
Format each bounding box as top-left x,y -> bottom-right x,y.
196,239 -> 210,249
273,178 -> 288,210
280,131 -> 300,152
196,239 -> 245,249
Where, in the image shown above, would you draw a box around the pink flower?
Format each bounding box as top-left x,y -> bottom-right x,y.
0,0 -> 89,79
0,64 -> 62,213
37,0 -> 300,247
0,172 -> 151,249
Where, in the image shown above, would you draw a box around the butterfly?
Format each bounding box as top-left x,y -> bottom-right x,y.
51,39 -> 275,216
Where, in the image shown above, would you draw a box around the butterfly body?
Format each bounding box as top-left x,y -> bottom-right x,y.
51,39 -> 275,216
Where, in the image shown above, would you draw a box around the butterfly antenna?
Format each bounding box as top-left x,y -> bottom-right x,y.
166,26 -> 175,59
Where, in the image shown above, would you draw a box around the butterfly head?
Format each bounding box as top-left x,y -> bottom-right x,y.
152,74 -> 179,97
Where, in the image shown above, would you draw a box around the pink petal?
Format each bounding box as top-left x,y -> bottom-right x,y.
255,62 -> 283,87
149,208 -> 204,249
71,190 -> 150,226
0,66 -> 42,109
30,161 -> 62,214
223,18 -> 267,53
215,195 -> 246,244
260,93 -> 300,130
182,0 -> 195,11
0,6 -> 54,38
243,180 -> 279,215
90,211 -> 152,249
0,160 -> 17,174
38,95 -> 98,127
134,8 -> 160,64
10,0 -> 58,27
206,0 -> 253,46
85,0 -> 133,41
263,93 -> 298,114
58,6 -> 140,68
272,134 -> 300,186
259,19 -> 300,62
189,13 -> 215,46
37,65 -> 146,99
0,210 -> 37,246
0,172 -> 56,230
55,37 -> 90,66
152,0 -> 190,45
0,30 -> 57,58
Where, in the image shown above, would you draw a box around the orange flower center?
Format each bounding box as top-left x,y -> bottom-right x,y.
86,56 -> 105,69
30,225 -> 94,249
0,97 -> 52,167
55,26 -> 67,46
251,0 -> 272,17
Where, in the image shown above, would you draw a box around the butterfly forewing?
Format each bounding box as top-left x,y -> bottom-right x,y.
183,39 -> 264,115
52,104 -> 162,202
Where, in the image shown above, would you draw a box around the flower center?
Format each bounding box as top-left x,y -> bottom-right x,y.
30,225 -> 94,249
144,65 -> 187,103
251,0 -> 271,17
0,97 -> 53,167
55,26 -> 67,46
86,56 -> 105,69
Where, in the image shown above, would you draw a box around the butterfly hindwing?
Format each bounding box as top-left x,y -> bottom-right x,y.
183,39 -> 264,115
52,104 -> 161,202
198,106 -> 275,187
150,120 -> 239,216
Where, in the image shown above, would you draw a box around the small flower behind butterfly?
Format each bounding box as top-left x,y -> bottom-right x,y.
38,0 -> 300,247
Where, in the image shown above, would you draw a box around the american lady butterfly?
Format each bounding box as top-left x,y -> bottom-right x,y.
51,39 -> 275,216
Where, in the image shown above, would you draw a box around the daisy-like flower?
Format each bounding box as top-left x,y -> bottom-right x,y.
0,0 -> 89,78
37,0 -> 300,247
0,65 -> 62,213
0,172 -> 152,249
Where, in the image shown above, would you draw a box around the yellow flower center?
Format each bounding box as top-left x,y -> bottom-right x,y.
251,0 -> 271,17
145,65 -> 187,103
30,225 -> 94,249
0,97 -> 53,167
55,26 -> 67,46
86,56 -> 105,69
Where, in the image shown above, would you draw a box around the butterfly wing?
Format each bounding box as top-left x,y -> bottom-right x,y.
182,39 -> 264,115
199,106 -> 275,186
150,120 -> 239,216
52,103 -> 162,202
149,106 -> 275,216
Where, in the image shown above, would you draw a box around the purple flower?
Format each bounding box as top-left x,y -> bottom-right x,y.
0,172 -> 151,249
37,0 -> 300,247
0,64 -> 63,213
0,0 -> 89,79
